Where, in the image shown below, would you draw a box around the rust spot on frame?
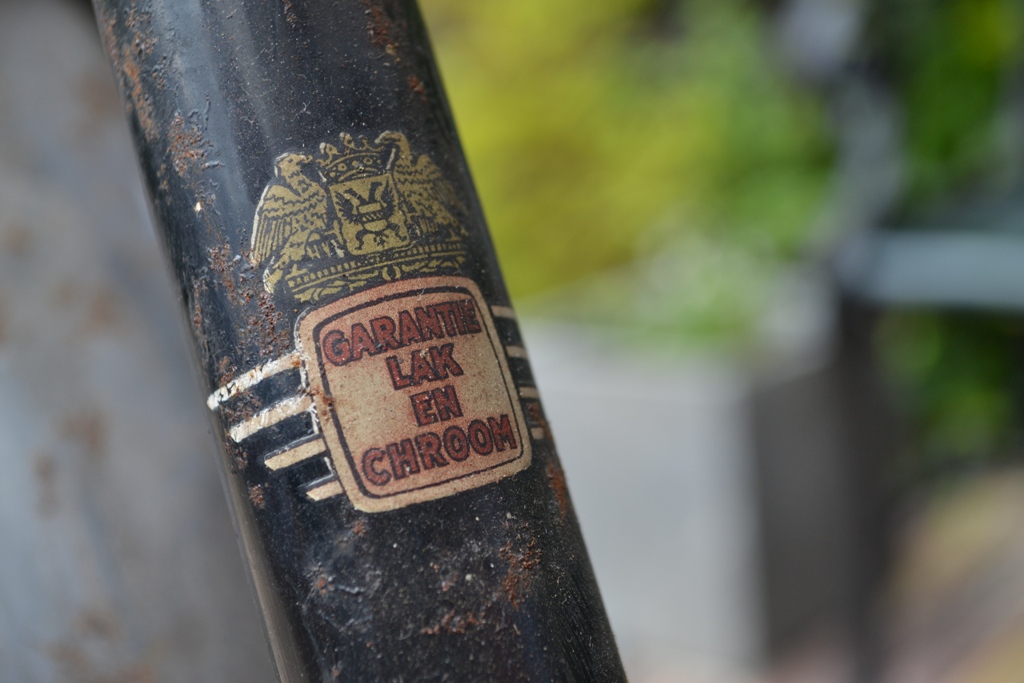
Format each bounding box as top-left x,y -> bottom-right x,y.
204,243 -> 291,361
168,113 -> 212,179
97,2 -> 160,144
360,0 -> 404,59
419,609 -> 481,636
282,0 -> 298,26
217,356 -> 238,386
407,74 -> 427,103
546,458 -> 569,522
499,538 -> 540,609
249,484 -> 266,509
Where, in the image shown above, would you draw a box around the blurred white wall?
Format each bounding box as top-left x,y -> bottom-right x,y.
524,323 -> 764,681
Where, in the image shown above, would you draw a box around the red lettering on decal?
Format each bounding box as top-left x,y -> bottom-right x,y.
415,306 -> 443,340
362,448 -> 391,486
349,323 -> 377,362
397,310 -> 423,346
488,415 -> 517,451
411,390 -> 437,426
410,350 -> 438,385
322,329 -> 351,366
443,425 -> 470,462
431,302 -> 458,336
432,385 -> 462,422
370,316 -> 400,350
429,343 -> 464,380
457,299 -> 482,334
387,439 -> 420,479
386,356 -> 412,389
415,432 -> 448,470
468,419 -> 494,455
322,297 -> 485,370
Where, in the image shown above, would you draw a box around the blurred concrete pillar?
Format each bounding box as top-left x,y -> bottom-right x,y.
0,1 -> 276,680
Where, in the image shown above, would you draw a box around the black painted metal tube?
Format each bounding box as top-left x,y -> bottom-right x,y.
91,1 -> 625,680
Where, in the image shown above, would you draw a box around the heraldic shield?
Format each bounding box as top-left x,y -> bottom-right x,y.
326,161 -> 411,255
250,131 -> 468,304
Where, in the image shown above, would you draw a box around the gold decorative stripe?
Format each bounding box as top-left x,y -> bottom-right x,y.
519,386 -> 540,400
530,427 -> 546,441
287,244 -> 467,294
228,394 -> 313,442
491,305 -> 516,320
505,345 -> 528,359
207,352 -> 301,410
264,436 -> 327,471
306,479 -> 345,501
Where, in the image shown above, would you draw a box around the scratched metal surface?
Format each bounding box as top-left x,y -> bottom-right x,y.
0,1 -> 277,680
92,0 -> 625,680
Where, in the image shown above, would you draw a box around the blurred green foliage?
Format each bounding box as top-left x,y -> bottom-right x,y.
866,0 -> 1024,207
878,312 -> 1024,475
421,0 -> 832,345
866,0 -> 1024,470
423,0 -> 1024,465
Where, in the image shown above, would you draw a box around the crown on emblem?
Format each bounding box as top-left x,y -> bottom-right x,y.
318,133 -> 397,185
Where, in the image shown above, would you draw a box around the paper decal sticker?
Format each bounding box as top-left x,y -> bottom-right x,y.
297,277 -> 530,511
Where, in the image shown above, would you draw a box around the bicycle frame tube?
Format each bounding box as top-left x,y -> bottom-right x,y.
92,1 -> 625,680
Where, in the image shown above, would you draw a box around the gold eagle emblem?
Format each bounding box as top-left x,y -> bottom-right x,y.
250,131 -> 467,303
